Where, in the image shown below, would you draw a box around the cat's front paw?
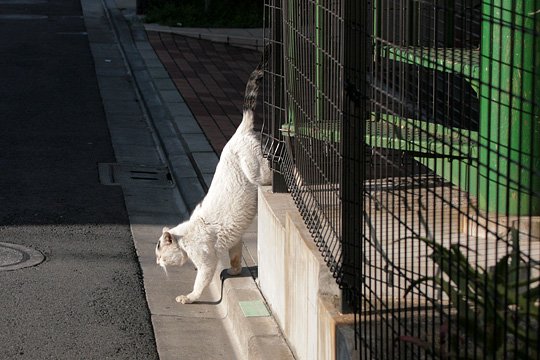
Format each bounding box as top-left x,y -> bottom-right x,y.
176,295 -> 193,304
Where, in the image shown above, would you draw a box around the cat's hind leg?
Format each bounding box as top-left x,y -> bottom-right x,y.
227,241 -> 243,276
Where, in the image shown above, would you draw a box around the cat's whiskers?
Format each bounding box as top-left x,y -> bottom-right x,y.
160,263 -> 169,278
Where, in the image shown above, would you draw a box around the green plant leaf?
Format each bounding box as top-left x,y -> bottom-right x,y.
509,227 -> 521,270
404,275 -> 435,296
491,254 -> 511,282
428,242 -> 486,302
525,283 -> 540,300
409,236 -> 539,357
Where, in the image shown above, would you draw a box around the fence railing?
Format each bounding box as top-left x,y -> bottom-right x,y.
263,0 -> 540,358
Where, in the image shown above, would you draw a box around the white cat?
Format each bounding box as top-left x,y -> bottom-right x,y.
155,48 -> 272,304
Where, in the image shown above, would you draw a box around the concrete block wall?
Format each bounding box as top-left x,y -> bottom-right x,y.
257,187 -> 355,359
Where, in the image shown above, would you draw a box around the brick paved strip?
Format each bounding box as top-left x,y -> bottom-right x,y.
147,31 -> 261,154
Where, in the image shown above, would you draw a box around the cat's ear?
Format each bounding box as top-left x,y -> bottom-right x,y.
162,226 -> 170,233
163,231 -> 174,245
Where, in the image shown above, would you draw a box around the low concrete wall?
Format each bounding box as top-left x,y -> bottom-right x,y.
258,187 -> 355,359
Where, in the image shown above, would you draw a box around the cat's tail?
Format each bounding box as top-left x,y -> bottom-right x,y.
242,44 -> 270,115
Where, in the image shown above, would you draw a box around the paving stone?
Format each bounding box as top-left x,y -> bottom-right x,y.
182,133 -> 213,152
122,187 -> 178,214
167,102 -> 192,116
135,41 -> 153,50
160,89 -> 184,103
192,152 -> 219,174
144,277 -> 225,318
203,173 -> 214,189
168,155 -> 198,178
175,177 -> 206,211
160,135 -> 186,157
153,78 -> 177,91
173,115 -> 203,134
126,55 -> 146,70
148,67 -> 170,79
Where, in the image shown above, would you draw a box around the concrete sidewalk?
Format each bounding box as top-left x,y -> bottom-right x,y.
83,0 -> 293,359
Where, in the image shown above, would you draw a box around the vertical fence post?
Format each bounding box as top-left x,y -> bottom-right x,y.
271,0 -> 288,193
478,0 -> 540,215
342,0 -> 370,309
264,0 -> 289,193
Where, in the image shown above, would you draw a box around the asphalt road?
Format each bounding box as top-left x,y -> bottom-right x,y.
0,0 -> 158,358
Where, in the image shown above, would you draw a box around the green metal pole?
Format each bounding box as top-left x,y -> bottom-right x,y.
478,0 -> 540,215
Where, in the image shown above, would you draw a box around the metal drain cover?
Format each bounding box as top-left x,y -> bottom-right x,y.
98,163 -> 174,187
0,242 -> 44,271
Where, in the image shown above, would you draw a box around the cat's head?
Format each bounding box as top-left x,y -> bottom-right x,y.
155,226 -> 188,272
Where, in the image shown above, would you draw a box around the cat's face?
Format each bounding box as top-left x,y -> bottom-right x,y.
155,227 -> 188,271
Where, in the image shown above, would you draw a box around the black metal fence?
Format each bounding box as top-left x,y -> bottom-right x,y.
263,0 -> 539,358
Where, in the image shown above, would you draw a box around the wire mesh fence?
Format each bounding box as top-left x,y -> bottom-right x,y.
263,0 -> 345,271
263,0 -> 540,358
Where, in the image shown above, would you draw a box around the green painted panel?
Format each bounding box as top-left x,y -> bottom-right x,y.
383,46 -> 480,93
478,0 -> 540,215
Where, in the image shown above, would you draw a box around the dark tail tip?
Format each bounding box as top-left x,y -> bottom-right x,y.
243,44 -> 271,112
258,43 -> 271,71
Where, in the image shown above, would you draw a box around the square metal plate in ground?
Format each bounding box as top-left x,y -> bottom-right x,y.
238,300 -> 270,317
98,163 -> 174,187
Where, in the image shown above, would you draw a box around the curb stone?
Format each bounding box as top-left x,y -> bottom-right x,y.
144,24 -> 265,51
